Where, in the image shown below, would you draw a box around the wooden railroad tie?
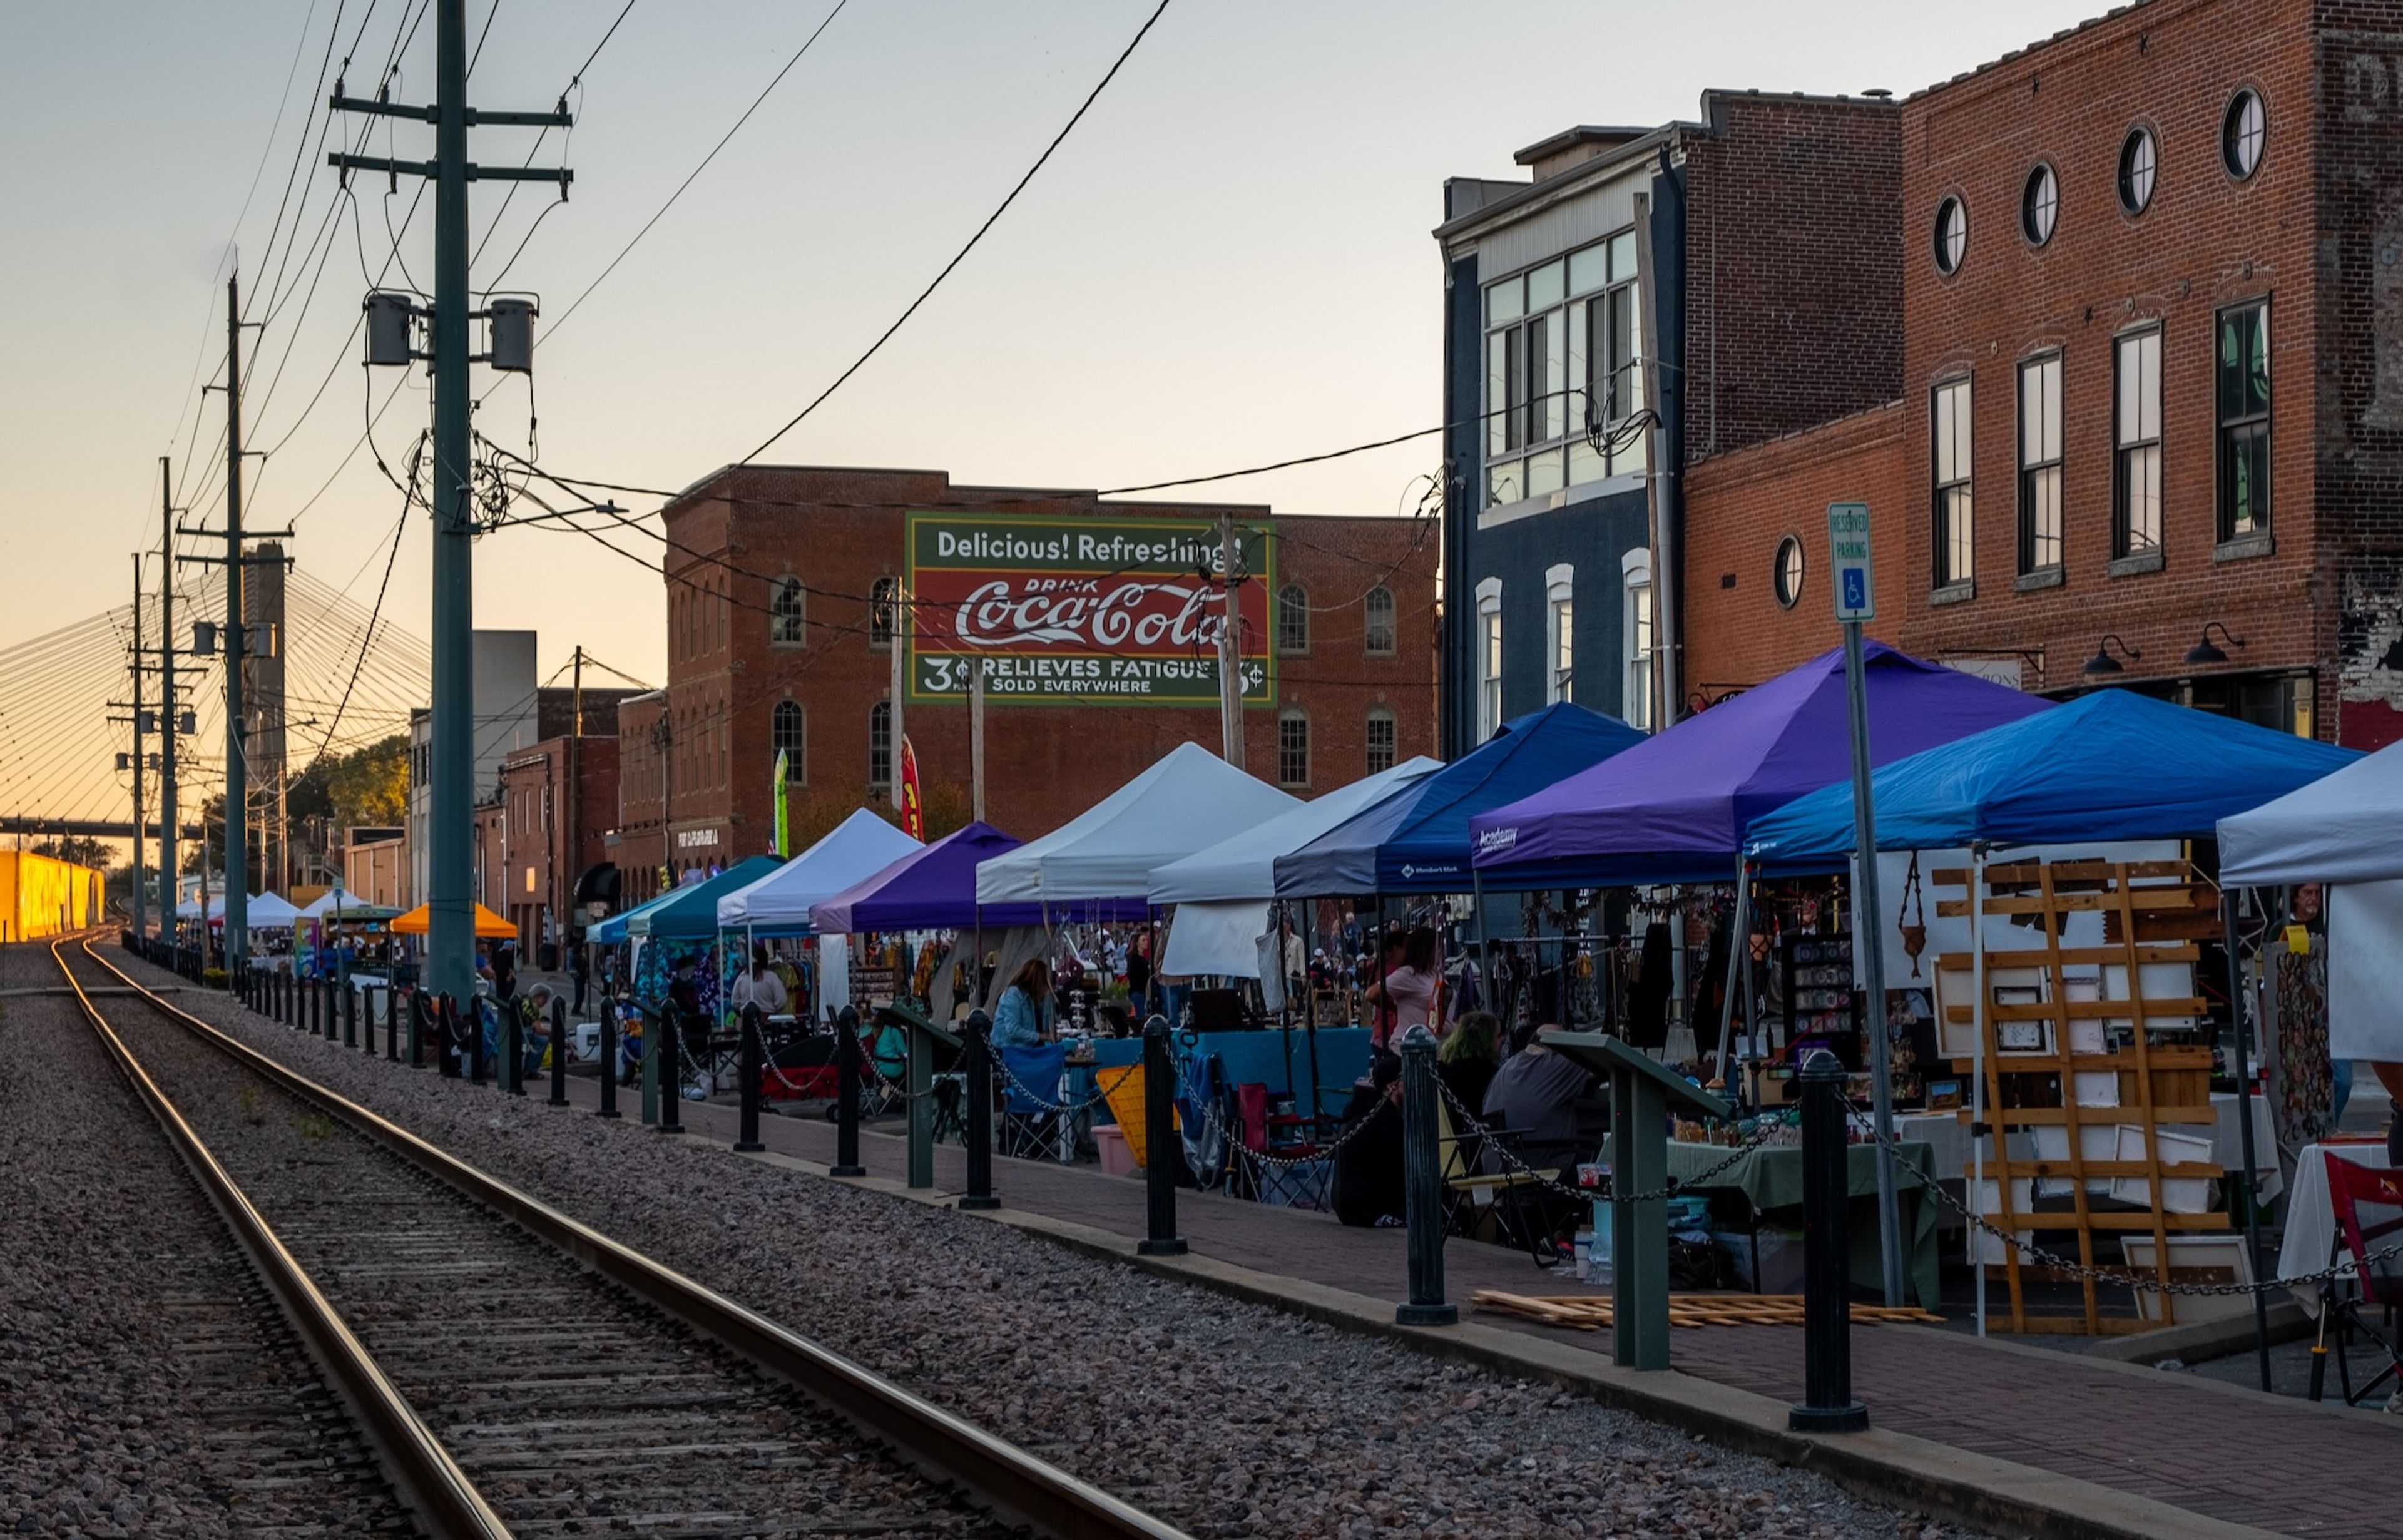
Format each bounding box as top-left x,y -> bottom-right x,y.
1472,1290 -> 1942,1331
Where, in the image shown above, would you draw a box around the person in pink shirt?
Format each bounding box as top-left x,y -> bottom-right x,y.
1365,926 -> 1444,1052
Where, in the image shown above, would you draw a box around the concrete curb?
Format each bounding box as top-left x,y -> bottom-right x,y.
706,1140 -> 2280,1540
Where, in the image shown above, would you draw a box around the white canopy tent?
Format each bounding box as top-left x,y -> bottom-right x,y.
245,892 -> 302,929
976,742 -> 1300,906
298,889 -> 344,920
1150,756 -> 1441,977
715,809 -> 923,931
2220,740 -> 2403,1060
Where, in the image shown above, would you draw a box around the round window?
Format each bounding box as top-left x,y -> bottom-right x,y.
2118,126 -> 2156,214
1932,195 -> 1967,274
1773,534 -> 1805,609
2021,163 -> 2058,246
2222,88 -> 2264,180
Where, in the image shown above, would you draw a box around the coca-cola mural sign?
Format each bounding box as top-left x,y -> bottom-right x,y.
905,512 -> 1275,706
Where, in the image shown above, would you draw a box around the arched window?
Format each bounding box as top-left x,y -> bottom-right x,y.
1365,708 -> 1396,774
772,700 -> 805,782
870,578 -> 898,647
1363,586 -> 1396,655
869,701 -> 892,789
1277,709 -> 1310,788
1277,584 -> 1309,654
770,577 -> 805,645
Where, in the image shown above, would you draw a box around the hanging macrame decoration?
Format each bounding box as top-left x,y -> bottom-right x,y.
1899,852 -> 1928,978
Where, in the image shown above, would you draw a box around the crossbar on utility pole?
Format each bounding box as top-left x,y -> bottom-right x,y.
328,2 -> 572,1003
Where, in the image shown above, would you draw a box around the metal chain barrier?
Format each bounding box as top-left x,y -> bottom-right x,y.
989,1049 -> 1121,1115
1842,1109 -> 2403,1298
1433,1078 -> 1783,1206
859,1048 -> 944,1104
1190,1090 -> 1383,1172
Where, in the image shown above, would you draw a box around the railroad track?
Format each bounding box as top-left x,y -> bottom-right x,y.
56,936 -> 1187,1540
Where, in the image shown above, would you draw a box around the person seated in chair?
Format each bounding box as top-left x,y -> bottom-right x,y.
1330,1051 -> 1407,1228
1482,1022 -> 1597,1173
991,957 -> 1054,1049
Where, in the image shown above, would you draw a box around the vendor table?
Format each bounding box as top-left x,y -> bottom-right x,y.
2276,1140 -> 2391,1311
1665,1140 -> 1942,1311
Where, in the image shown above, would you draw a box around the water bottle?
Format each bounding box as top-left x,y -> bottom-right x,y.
1573,1228 -> 1594,1283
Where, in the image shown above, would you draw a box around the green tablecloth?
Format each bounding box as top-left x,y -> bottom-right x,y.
1662,1139 -> 1941,1310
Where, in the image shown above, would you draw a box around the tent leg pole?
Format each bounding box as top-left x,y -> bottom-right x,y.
1715,860 -> 1750,1098
1971,845 -> 1987,1340
2222,885 -> 2274,1394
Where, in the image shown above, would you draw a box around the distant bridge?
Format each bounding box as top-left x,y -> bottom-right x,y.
0,817 -> 203,842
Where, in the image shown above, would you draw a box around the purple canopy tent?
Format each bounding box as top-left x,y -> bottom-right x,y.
1469,641 -> 2052,1089
809,822 -> 1044,935
1469,641 -> 2053,887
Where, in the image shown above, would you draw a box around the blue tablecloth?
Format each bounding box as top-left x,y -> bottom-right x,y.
1088,1026 -> 1372,1122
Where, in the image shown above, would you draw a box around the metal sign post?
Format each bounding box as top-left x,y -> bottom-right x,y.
1829,501 -> 1905,1308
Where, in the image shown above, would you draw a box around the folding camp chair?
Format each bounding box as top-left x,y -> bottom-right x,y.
1436,1098 -> 1564,1267
2319,1151 -> 2403,1407
998,1043 -> 1072,1161
1174,1049 -> 1234,1192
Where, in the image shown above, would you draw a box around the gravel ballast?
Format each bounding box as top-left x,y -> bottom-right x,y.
116,949 -> 1977,1540
0,957 -> 409,1539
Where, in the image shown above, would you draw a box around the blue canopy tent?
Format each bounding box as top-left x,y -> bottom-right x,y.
1273,702 -> 1645,897
1741,689 -> 2358,863
625,855 -> 785,941
590,882 -> 691,946
1742,687 -> 2358,1354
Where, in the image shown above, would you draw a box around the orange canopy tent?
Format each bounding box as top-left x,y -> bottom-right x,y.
390,901 -> 518,938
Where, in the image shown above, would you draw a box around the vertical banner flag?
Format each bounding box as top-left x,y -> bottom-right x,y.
899,737 -> 925,840
772,748 -> 791,858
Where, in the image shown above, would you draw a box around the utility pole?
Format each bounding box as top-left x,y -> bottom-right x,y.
969,656 -> 986,823
1217,512 -> 1246,768
330,2 -> 570,999
222,270 -> 251,971
130,554 -> 147,939
159,457 -> 178,936
888,583 -> 907,815
567,646 -> 583,946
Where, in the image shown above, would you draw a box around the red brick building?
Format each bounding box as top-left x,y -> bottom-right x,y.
1678,0 -> 2403,743
616,467 -> 1440,899
490,735 -> 621,954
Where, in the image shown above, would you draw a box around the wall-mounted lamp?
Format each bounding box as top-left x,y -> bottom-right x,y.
2183,621 -> 2247,666
2081,634 -> 2141,676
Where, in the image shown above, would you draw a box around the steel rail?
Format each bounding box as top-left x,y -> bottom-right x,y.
49,936 -> 510,1540
79,936 -> 1188,1540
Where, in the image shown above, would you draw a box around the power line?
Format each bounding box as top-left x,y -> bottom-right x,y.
741,0 -> 1172,463
539,0 -> 847,342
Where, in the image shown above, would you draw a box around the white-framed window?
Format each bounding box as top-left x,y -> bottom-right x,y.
2115,328 -> 2163,556
869,701 -> 892,790
2018,354 -> 2063,574
2223,88 -> 2265,180
1932,375 -> 1974,588
1277,584 -> 1309,654
1621,549 -> 1653,732
1363,585 -> 1396,655
1544,563 -> 1574,705
1365,708 -> 1396,773
1481,228 -> 1643,508
1475,577 -> 1503,740
770,576 -> 805,645
2218,300 -> 2271,541
1277,710 -> 1310,788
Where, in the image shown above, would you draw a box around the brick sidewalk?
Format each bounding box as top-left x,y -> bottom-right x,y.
269,1016 -> 2403,1539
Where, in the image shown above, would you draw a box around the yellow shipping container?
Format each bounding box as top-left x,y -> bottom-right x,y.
0,851 -> 104,942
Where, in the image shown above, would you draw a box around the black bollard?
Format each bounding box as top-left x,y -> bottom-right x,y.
309,977 -> 321,1036
597,1006 -> 621,1119
503,999 -> 524,1097
1397,1023 -> 1459,1326
1138,1014 -> 1186,1257
831,1007 -> 865,1176
549,997 -> 569,1107
469,999 -> 489,1086
344,979 -> 357,1048
1789,1049 -> 1869,1433
658,1007 -> 685,1136
960,1010 -> 999,1210
406,989 -> 424,1068
324,979 -> 337,1042
735,1006 -> 765,1153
